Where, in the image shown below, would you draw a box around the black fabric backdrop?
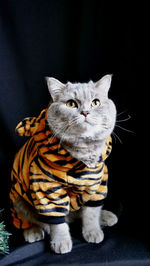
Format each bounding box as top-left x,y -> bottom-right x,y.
0,0 -> 149,265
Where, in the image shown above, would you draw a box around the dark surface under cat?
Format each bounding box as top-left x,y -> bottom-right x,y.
1,224 -> 150,266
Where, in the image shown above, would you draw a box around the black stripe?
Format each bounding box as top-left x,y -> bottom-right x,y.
68,164 -> 104,179
89,181 -> 100,187
106,150 -> 111,156
12,181 -> 25,198
33,128 -> 47,136
37,206 -> 69,215
36,110 -> 46,123
43,146 -> 70,157
35,137 -> 49,144
40,140 -> 60,150
47,193 -> 68,202
20,183 -> 26,196
17,119 -> 27,128
73,161 -> 85,170
70,175 -> 102,181
34,200 -> 69,207
98,156 -> 103,162
30,177 -> 53,183
58,149 -> 70,157
85,199 -> 105,207
12,167 -> 18,177
95,192 -> 107,197
30,185 -> 65,195
38,215 -> 65,224
33,192 -> 68,202
29,172 -> 43,177
76,194 -> 85,207
70,201 -> 74,210
17,154 -> 21,176
25,190 -> 34,204
27,138 -> 36,157
68,180 -> 100,188
71,187 -> 92,195
101,180 -> 108,186
21,141 -> 28,170
53,158 -> 77,166
34,156 -> 67,184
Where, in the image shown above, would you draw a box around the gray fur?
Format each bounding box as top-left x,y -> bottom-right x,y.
47,75 -> 116,167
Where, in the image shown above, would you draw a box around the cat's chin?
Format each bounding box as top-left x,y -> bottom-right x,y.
76,121 -> 93,132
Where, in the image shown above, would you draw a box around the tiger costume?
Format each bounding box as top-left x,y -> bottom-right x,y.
9,108 -> 112,229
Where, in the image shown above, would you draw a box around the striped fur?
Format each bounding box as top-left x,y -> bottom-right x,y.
10,109 -> 112,229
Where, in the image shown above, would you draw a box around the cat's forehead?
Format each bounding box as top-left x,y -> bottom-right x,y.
65,81 -> 95,99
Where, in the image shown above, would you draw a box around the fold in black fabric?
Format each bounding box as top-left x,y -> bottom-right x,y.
1,227 -> 150,266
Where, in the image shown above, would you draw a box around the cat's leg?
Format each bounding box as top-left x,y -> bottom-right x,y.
13,196 -> 72,253
82,206 -> 104,243
50,223 -> 72,254
13,196 -> 50,242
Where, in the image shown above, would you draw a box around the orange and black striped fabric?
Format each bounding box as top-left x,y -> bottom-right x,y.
9,109 -> 112,229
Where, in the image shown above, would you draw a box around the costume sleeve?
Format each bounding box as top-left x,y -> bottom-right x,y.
69,190 -> 92,212
84,164 -> 108,207
30,179 -> 70,224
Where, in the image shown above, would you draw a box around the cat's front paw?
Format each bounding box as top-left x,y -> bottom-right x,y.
82,228 -> 104,243
51,238 -> 72,254
101,210 -> 118,227
23,226 -> 45,243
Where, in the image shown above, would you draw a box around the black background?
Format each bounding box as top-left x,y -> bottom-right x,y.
0,0 -> 148,252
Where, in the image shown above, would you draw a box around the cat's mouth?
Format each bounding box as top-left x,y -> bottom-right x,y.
82,117 -> 94,126
84,118 -> 91,124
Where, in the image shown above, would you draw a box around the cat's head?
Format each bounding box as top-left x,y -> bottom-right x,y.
46,75 -> 116,142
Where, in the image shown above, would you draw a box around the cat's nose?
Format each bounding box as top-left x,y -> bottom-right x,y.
81,111 -> 89,117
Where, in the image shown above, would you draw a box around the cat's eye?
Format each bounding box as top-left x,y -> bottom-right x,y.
66,100 -> 78,108
91,99 -> 101,107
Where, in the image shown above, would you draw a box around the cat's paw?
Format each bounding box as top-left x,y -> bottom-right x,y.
40,223 -> 50,234
82,228 -> 104,243
23,226 -> 45,243
51,238 -> 72,254
101,210 -> 118,227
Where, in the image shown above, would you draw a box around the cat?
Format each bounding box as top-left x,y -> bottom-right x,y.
10,74 -> 117,254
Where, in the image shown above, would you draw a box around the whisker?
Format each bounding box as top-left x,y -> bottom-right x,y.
69,117 -> 79,126
58,126 -> 70,145
112,131 -> 123,144
57,118 -> 79,149
115,125 -> 134,133
60,116 -> 82,145
48,124 -> 68,144
117,110 -> 128,117
116,114 -> 131,123
112,132 -> 117,143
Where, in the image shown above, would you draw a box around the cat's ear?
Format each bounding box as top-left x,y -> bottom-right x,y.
95,74 -> 112,97
45,77 -> 65,101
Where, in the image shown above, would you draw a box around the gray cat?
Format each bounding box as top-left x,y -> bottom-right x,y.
12,75 -> 117,254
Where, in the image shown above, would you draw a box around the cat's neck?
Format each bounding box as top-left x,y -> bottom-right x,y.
61,136 -> 106,168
